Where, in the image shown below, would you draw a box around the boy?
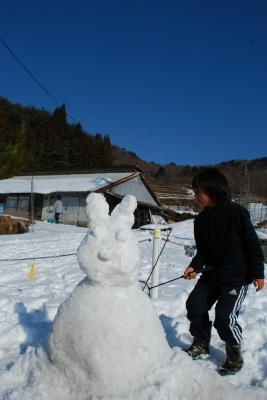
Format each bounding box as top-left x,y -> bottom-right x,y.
183,167 -> 264,375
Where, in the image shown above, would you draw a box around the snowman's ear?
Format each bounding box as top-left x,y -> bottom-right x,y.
85,193 -> 109,227
111,195 -> 137,228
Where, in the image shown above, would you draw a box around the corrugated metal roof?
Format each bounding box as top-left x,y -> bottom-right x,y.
17,165 -> 144,176
0,173 -> 134,194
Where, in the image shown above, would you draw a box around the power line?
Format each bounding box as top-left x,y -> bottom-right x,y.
0,37 -> 78,124
1,38 -> 59,106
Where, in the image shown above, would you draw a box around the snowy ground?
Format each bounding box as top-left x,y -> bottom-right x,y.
0,218 -> 267,399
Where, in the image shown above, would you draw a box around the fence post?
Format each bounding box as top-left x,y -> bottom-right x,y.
151,228 -> 161,299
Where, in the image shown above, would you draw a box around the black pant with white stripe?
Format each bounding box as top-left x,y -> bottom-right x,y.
186,279 -> 248,345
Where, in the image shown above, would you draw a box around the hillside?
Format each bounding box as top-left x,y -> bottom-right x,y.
0,97 -> 266,205
112,146 -> 267,205
0,97 -> 113,178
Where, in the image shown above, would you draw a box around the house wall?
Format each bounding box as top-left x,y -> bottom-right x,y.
41,192 -> 88,226
109,175 -> 158,205
4,209 -> 29,219
2,194 -> 30,219
39,177 -> 157,226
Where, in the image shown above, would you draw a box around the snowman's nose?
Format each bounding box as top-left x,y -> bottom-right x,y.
98,248 -> 113,261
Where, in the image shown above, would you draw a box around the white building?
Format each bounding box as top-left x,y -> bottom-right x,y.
0,166 -> 173,227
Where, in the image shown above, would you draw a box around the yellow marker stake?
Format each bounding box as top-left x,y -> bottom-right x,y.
28,264 -> 35,280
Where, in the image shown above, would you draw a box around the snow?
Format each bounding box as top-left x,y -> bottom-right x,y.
0,194 -> 267,399
47,194 -> 172,397
0,172 -> 133,194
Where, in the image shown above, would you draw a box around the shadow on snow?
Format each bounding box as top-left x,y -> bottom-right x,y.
14,302 -> 51,355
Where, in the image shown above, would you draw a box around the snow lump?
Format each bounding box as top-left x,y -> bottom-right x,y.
47,193 -> 173,397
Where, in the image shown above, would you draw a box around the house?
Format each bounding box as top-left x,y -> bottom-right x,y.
0,166 -> 180,228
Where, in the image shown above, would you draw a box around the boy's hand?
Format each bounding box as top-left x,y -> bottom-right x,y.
252,279 -> 265,292
184,266 -> 197,280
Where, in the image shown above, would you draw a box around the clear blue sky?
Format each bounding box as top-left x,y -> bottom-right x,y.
1,0 -> 266,166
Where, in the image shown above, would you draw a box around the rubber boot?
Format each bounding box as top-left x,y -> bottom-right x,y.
184,322 -> 212,359
218,343 -> 243,376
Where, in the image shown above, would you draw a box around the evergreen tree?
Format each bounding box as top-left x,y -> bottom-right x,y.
93,133 -> 104,167
0,97 -> 114,176
84,134 -> 95,167
69,124 -> 96,168
0,103 -> 8,151
51,103 -> 70,169
69,122 -> 85,168
0,123 -> 35,179
156,166 -> 166,180
38,103 -> 70,170
102,135 -> 113,166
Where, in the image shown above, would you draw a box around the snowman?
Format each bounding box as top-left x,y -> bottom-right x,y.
47,193 -> 173,397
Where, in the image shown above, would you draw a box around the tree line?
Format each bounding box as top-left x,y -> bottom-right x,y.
1,97 -> 266,199
113,147 -> 267,199
0,97 -> 113,179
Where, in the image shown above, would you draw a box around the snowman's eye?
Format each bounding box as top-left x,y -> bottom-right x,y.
116,228 -> 127,243
98,248 -> 112,261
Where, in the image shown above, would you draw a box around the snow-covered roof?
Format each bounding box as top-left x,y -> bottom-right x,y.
0,173 -> 134,195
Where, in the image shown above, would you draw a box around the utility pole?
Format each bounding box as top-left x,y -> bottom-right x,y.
244,165 -> 250,210
31,176 -> 34,232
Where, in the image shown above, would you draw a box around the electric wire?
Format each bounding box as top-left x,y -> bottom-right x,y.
0,37 -> 78,124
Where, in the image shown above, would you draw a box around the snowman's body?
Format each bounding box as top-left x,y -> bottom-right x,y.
47,194 -> 172,397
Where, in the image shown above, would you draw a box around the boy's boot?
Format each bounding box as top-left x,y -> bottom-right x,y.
184,322 -> 212,359
218,343 -> 243,376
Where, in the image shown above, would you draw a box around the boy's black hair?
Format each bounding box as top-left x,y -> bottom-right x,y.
192,167 -> 231,204
57,195 -> 61,200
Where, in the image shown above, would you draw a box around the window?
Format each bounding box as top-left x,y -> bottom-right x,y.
6,195 -> 30,211
6,196 -> 17,210
17,197 -> 29,211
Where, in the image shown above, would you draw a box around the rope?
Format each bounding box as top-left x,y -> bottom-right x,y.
162,238 -> 194,247
0,239 -> 151,262
0,253 -> 77,262
140,266 -> 213,296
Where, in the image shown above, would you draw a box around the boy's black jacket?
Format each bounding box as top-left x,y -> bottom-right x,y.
190,202 -> 265,287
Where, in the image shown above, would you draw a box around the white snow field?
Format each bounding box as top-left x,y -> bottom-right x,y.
0,195 -> 266,400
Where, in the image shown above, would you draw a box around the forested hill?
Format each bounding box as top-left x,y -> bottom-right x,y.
0,97 -> 113,179
112,147 -> 267,200
0,97 -> 266,199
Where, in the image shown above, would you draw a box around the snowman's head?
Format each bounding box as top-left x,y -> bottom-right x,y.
77,193 -> 140,287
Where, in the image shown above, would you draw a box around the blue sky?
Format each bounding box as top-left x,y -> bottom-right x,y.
1,0 -> 266,166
